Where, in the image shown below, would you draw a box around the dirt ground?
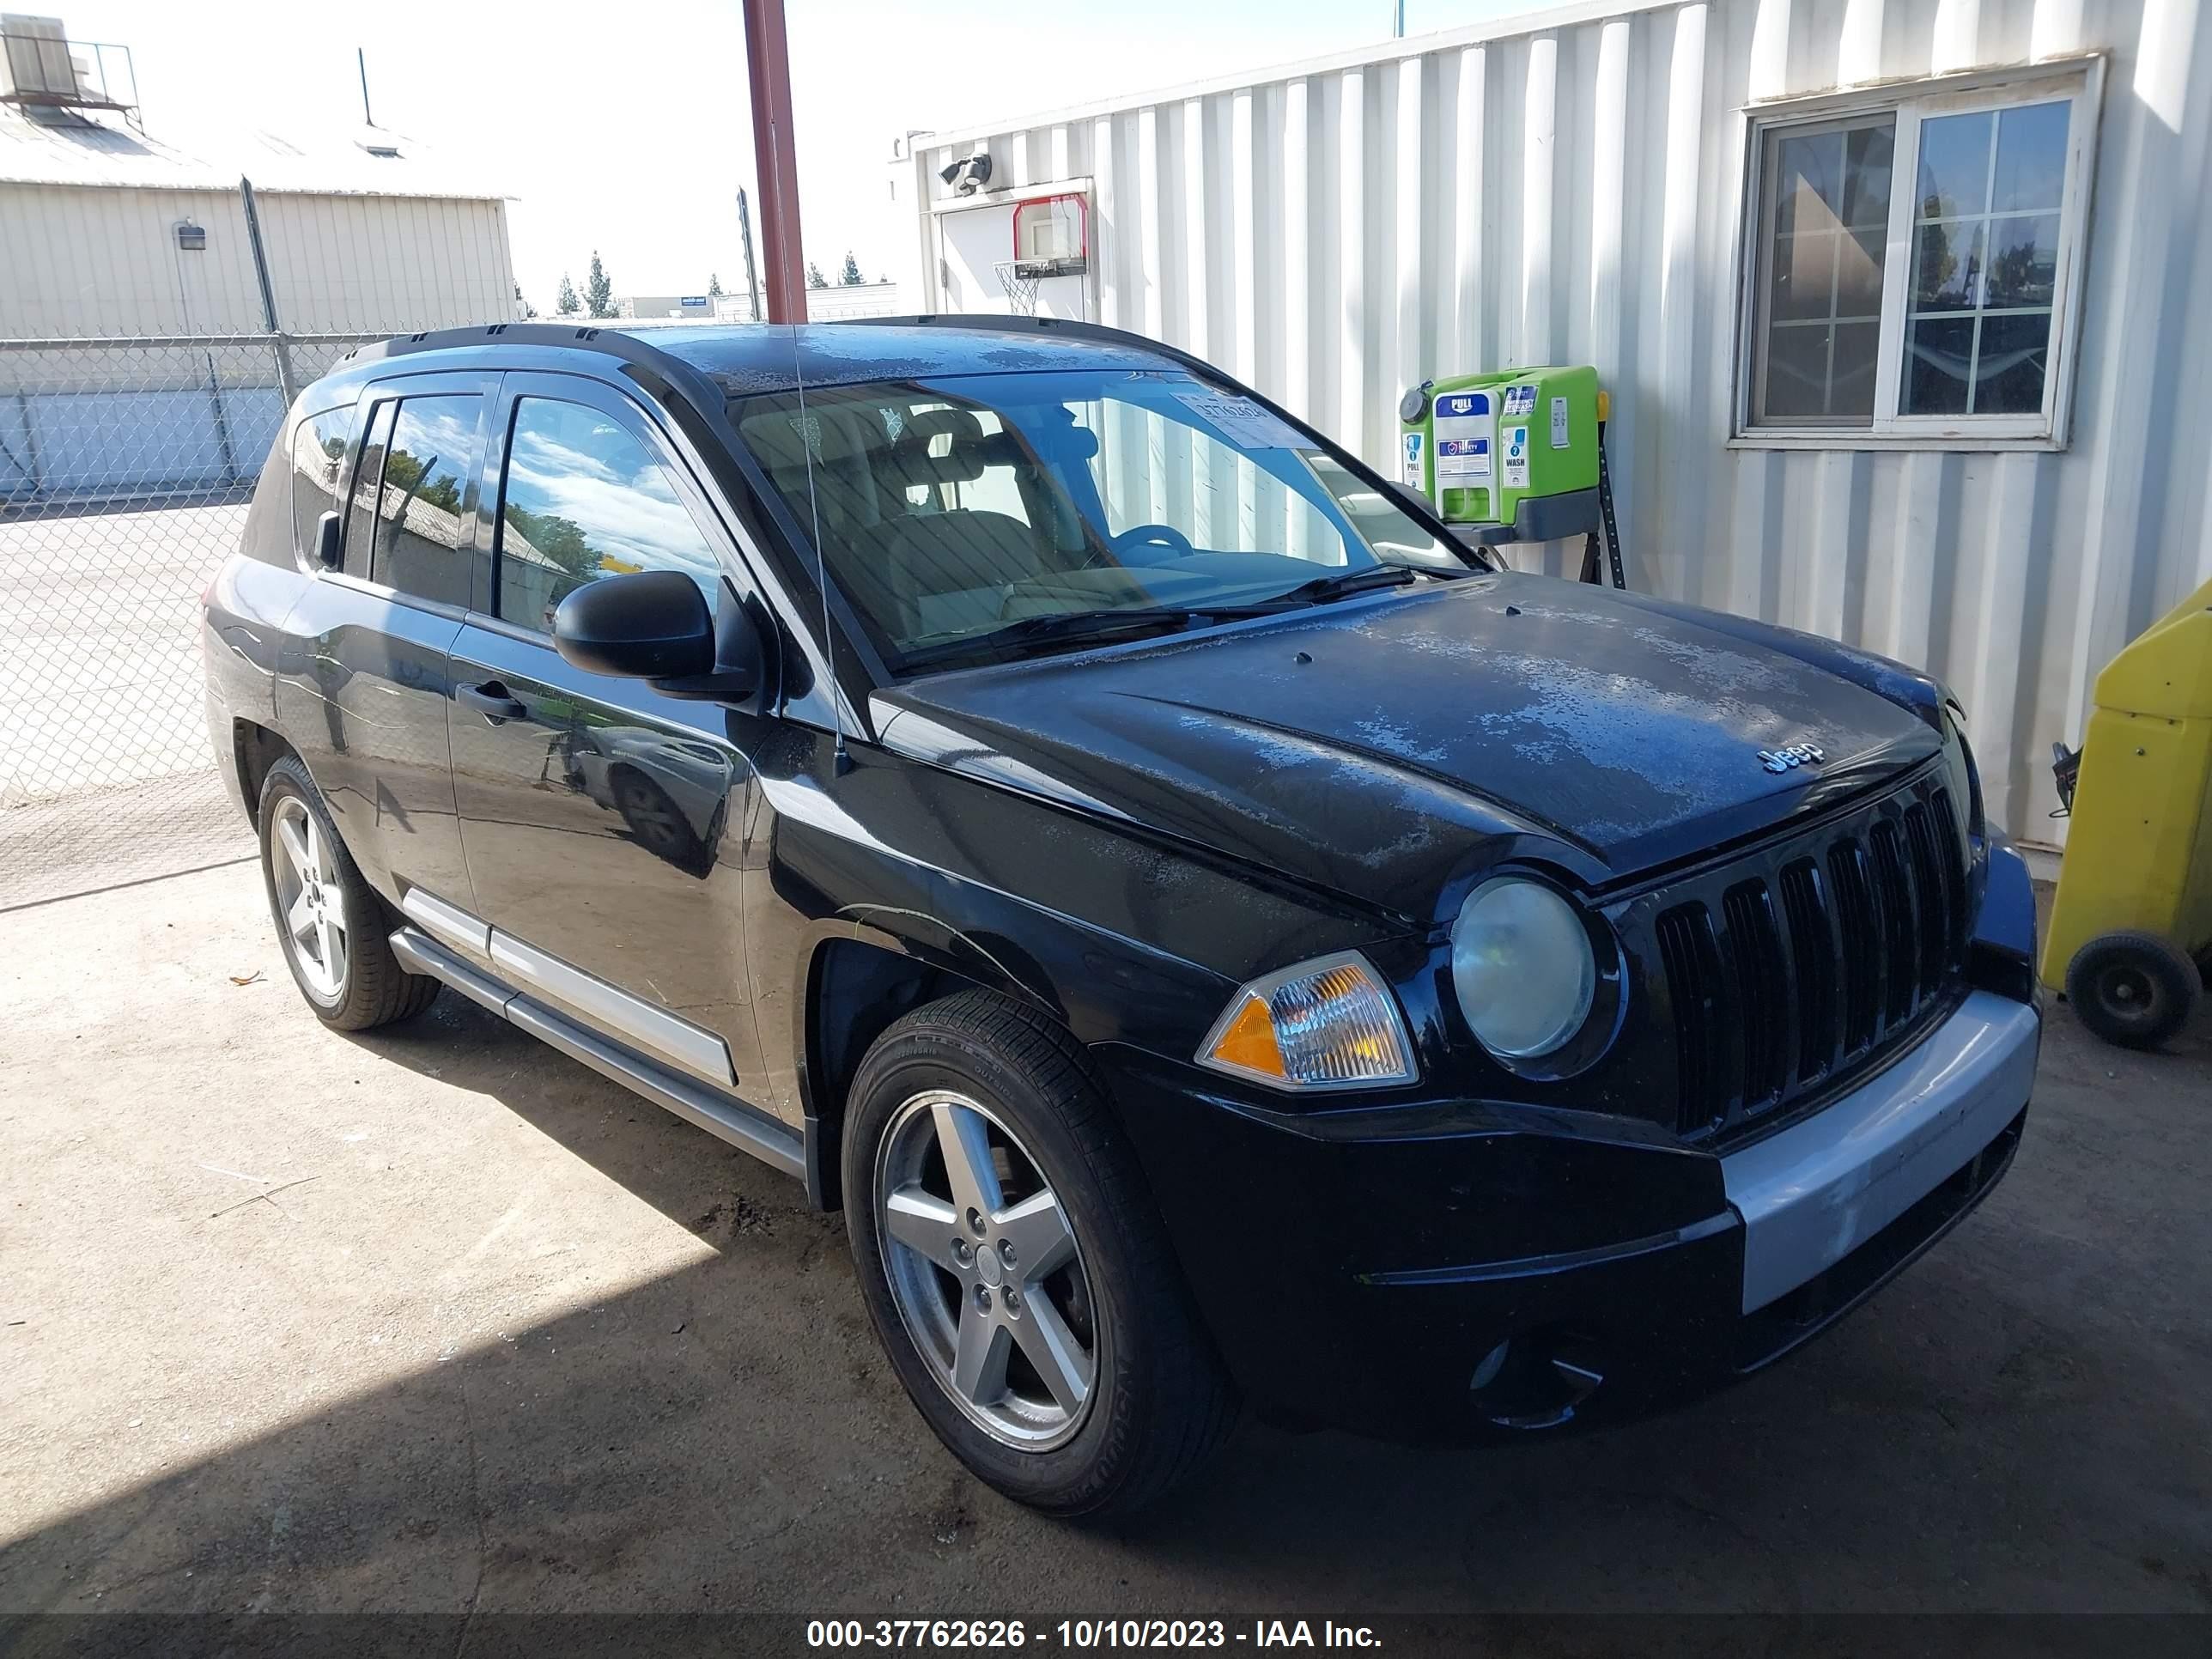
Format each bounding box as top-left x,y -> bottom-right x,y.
1,861 -> 2207,1638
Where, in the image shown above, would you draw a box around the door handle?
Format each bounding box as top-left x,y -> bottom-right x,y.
457,680 -> 528,723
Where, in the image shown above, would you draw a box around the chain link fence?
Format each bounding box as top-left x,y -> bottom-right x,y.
0,331 -> 384,908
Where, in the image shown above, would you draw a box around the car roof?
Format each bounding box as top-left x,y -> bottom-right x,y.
334,319 -> 1181,400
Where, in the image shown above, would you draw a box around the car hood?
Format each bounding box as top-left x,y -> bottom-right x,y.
871,574 -> 1945,924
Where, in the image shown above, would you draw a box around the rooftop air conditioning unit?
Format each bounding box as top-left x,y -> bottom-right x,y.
0,15 -> 87,103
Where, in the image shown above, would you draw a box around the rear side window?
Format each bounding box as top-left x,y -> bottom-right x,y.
289,406 -> 355,563
494,396 -> 721,635
368,396 -> 479,607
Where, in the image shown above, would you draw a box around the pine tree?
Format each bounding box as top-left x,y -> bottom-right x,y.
554,273 -> 580,316
805,260 -> 829,290
840,251 -> 864,286
707,273 -> 725,298
513,281 -> 538,320
584,252 -> 615,319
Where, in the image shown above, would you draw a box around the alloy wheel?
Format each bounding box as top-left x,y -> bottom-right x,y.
270,796 -> 347,1000
875,1090 -> 1098,1450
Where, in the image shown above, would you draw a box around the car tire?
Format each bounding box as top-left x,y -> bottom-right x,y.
2064,929 -> 2201,1049
258,755 -> 441,1031
842,989 -> 1238,1516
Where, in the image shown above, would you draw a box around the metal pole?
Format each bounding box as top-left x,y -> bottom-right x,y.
238,175 -> 297,407
741,0 -> 807,324
357,48 -> 373,126
735,189 -> 765,325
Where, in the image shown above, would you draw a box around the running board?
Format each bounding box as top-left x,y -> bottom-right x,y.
389,926 -> 805,1182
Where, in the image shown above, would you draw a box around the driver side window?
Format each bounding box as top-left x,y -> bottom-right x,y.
494,398 -> 722,635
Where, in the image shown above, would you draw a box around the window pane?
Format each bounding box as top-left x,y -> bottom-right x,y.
1763,324 -> 1836,419
372,398 -> 477,608
1974,311 -> 2051,414
1832,321 -> 1881,416
495,398 -> 721,635
289,406 -> 353,562
1772,131 -> 1844,238
1912,220 -> 1984,309
1985,212 -> 2059,307
1992,100 -> 2069,213
1903,315 -> 1975,414
343,402 -> 393,580
1841,124 -> 1894,230
1770,229 -> 1838,321
1755,116 -> 1893,425
1917,111 -> 1994,218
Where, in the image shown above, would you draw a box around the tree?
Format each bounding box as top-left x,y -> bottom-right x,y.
805,260 -> 829,290
840,251 -> 864,286
554,273 -> 580,316
513,281 -> 537,320
584,252 -> 615,319
707,272 -> 725,299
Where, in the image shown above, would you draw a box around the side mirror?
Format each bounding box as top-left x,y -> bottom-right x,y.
552,569 -> 763,702
314,510 -> 343,570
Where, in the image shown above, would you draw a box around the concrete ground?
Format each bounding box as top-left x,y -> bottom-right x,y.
1,861 -> 2208,1632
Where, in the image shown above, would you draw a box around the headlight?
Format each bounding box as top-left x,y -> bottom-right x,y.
1451,878 -> 1595,1060
1195,951 -> 1416,1091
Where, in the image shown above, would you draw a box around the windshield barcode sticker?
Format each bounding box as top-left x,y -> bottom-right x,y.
1172,390 -> 1308,452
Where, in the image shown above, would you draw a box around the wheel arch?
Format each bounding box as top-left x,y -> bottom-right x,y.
230,720 -> 298,830
799,923 -> 1065,1212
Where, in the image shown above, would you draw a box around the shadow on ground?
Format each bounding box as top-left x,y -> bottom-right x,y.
3,976 -> 2209,1638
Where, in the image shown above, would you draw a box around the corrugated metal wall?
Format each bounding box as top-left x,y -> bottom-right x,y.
0,183 -> 516,336
899,0 -> 2211,848
0,183 -> 515,496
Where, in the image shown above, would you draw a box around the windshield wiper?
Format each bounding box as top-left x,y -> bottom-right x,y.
902,605 -> 1252,670
1275,564 -> 1420,605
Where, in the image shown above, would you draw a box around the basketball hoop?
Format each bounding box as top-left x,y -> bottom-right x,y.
995,259 -> 1044,318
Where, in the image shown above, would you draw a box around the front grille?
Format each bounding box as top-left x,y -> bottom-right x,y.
1641,775 -> 1971,1141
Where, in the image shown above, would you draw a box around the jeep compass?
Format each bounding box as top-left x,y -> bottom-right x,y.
201,318 -> 2041,1515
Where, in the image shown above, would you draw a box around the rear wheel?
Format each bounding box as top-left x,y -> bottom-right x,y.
2065,929 -> 2200,1049
843,990 -> 1237,1516
258,756 -> 440,1030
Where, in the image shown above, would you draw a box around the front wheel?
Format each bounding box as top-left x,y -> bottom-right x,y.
842,991 -> 1237,1516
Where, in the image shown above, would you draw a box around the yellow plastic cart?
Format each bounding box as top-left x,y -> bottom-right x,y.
2042,574 -> 2212,1046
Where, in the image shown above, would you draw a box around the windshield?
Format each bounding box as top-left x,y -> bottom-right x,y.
730,368 -> 1475,672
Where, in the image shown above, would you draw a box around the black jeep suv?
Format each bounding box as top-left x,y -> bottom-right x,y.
203,319 -> 2040,1515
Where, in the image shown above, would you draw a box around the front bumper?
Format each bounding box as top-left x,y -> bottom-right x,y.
1102,987 -> 2039,1440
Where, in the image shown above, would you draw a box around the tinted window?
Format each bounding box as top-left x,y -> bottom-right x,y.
342,401 -> 394,580
494,397 -> 721,634
369,397 -> 478,606
289,406 -> 355,562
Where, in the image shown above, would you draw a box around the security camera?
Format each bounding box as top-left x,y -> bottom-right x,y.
939,153 -> 994,196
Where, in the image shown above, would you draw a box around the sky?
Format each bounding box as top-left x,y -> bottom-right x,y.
64,0 -> 1525,310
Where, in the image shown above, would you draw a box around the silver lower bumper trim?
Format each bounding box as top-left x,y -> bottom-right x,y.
1723,990 -> 2040,1315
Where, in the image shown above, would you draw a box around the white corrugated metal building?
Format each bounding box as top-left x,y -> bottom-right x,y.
890,0 -> 2209,850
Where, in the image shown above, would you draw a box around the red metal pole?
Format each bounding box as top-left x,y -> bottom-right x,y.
742,0 -> 807,324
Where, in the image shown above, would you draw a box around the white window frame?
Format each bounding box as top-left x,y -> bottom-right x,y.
1732,56 -> 2106,452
